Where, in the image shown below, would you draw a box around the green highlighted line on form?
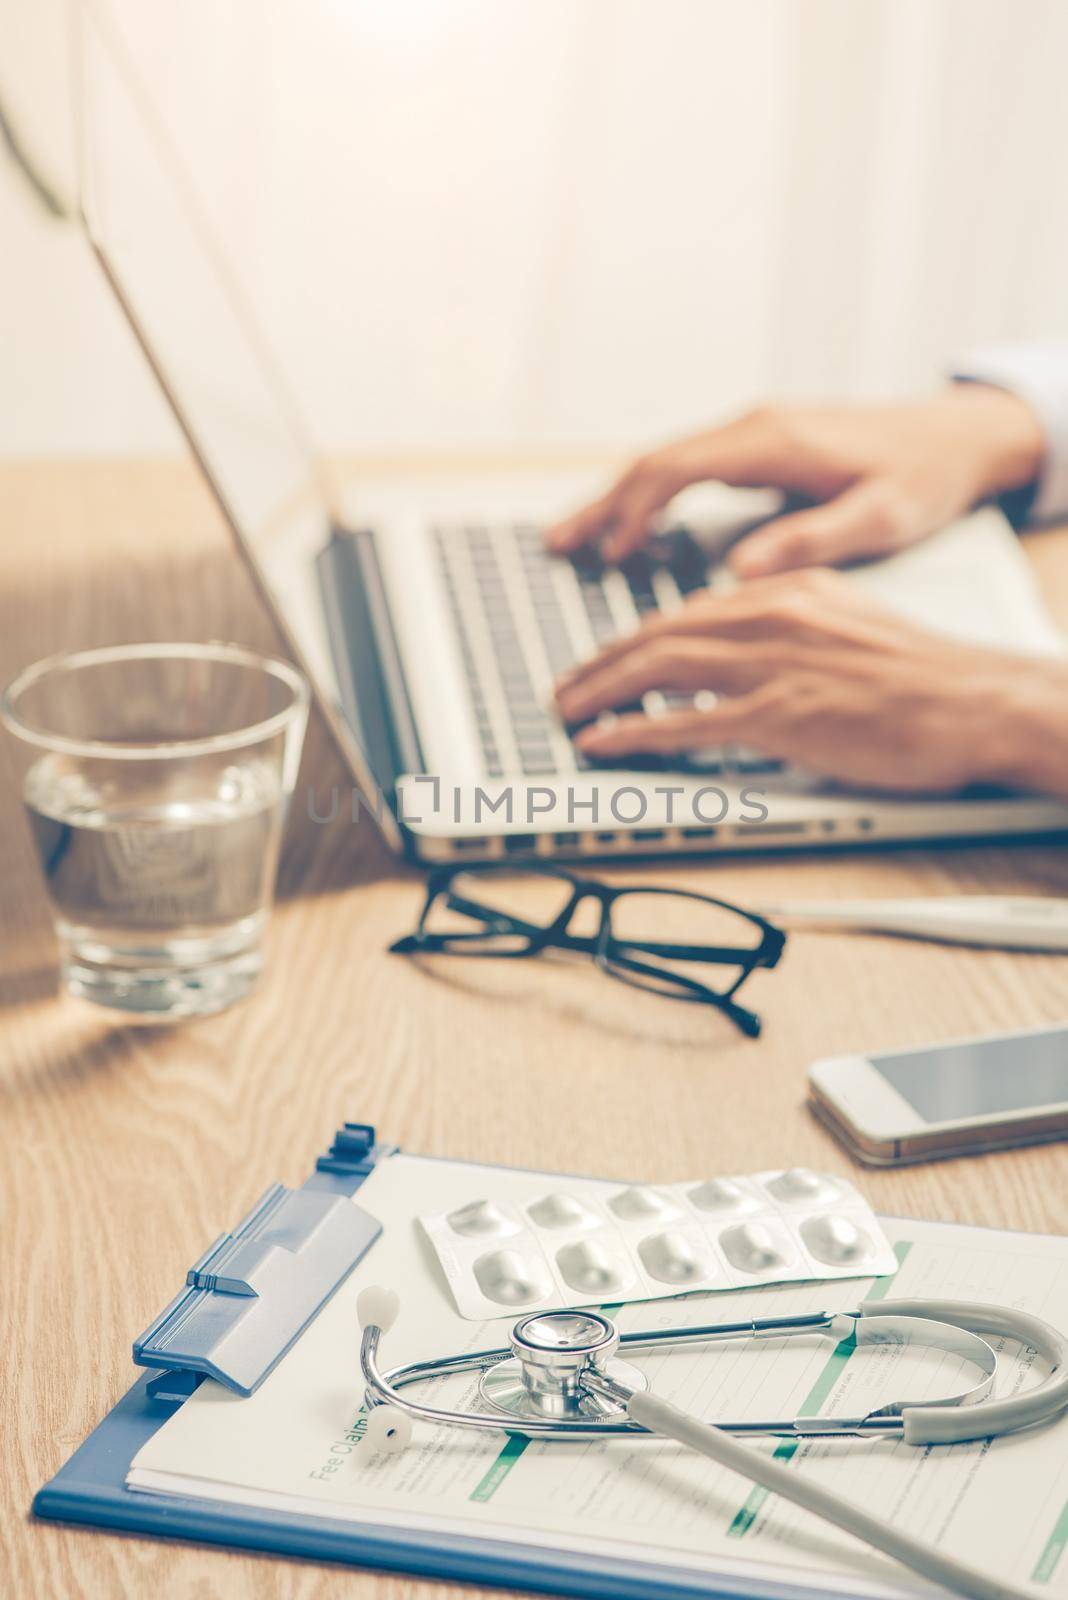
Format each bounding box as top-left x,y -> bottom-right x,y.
470,1434 -> 530,1502
1033,1498 -> 1068,1583
727,1240 -> 913,1540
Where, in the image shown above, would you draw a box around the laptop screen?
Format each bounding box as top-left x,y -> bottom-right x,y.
72,0 -> 400,846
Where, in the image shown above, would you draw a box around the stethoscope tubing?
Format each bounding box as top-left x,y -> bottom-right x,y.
358,1293 -> 1068,1600
870,1297 -> 1068,1444
624,1387 -> 1043,1600
363,1298 -> 1068,1446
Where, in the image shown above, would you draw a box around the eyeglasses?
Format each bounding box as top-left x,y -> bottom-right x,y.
390,864 -> 786,1038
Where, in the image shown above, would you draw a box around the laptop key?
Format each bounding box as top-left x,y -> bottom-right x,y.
435,520 -> 787,786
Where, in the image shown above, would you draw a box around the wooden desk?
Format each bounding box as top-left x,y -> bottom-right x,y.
3,459 -> 1068,1600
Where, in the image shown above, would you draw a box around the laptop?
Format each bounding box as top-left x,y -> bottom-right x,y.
73,0 -> 1068,864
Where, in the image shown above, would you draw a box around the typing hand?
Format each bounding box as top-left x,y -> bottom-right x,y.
554,569 -> 1068,795
545,387 -> 1043,576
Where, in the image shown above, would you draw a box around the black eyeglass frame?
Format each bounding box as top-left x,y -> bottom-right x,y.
390,863 -> 786,1038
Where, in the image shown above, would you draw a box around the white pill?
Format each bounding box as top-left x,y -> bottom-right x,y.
556,1240 -> 630,1296
473,1249 -> 550,1306
800,1214 -> 874,1266
608,1186 -> 680,1223
446,1199 -> 515,1238
765,1168 -> 843,1205
528,1192 -> 600,1231
720,1221 -> 790,1274
638,1231 -> 714,1285
688,1178 -> 758,1215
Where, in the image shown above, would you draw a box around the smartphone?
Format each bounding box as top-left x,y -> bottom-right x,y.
808,1023 -> 1068,1165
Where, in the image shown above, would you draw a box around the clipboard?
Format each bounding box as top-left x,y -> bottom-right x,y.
32,1124 -> 853,1600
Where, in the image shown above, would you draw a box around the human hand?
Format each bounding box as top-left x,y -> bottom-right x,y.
545,386 -> 1044,577
554,568 -> 1068,796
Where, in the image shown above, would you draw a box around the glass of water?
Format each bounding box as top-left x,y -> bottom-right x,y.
1,642 -> 308,1019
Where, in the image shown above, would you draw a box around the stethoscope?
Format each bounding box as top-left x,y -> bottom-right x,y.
357,1287 -> 1068,1600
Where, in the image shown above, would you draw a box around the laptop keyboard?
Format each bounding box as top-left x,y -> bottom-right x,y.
433,523 -> 781,780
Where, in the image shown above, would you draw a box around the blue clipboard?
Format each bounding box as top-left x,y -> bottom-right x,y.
33,1124 -> 846,1600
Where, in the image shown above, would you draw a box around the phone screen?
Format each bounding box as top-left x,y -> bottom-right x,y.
874,1027 -> 1068,1123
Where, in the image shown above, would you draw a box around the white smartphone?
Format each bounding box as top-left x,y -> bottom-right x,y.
808,1022 -> 1068,1165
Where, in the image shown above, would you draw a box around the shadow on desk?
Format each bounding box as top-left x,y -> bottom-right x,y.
402,948 -> 755,1053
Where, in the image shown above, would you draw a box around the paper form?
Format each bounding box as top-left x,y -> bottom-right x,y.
128,1155 -> 1068,1597
849,506 -> 1067,659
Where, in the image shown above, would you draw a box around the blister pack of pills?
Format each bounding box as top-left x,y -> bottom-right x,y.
420,1167 -> 897,1320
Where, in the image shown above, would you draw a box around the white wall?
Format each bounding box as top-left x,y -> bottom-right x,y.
4,0 -> 1068,458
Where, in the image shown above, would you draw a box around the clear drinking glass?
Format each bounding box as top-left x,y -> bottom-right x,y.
1,643 -> 309,1019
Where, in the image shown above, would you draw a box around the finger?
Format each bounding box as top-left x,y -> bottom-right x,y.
599,478 -> 675,562
729,477 -> 918,578
652,409 -> 821,494
556,638 -> 767,724
546,407 -> 803,558
573,690 -> 785,757
554,570 -> 835,697
545,488 -> 620,555
548,470 -> 677,561
555,600 -> 714,694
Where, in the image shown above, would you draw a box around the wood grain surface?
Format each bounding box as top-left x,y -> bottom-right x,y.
2,458 -> 1068,1600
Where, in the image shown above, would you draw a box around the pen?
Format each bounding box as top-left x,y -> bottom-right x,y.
754,895 -> 1068,952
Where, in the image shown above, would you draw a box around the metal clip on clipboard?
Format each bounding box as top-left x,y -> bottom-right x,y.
134,1124 -> 392,1400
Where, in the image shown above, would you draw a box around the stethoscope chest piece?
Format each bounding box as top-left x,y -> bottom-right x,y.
479,1309 -> 648,1423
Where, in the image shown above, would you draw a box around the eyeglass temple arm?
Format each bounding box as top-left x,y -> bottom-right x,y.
607,949 -> 762,1038
439,890 -> 549,935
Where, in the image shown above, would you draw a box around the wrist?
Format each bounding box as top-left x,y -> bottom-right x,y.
946,382 -> 1047,501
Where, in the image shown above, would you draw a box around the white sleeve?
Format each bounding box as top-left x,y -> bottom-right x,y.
954,344 -> 1068,524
